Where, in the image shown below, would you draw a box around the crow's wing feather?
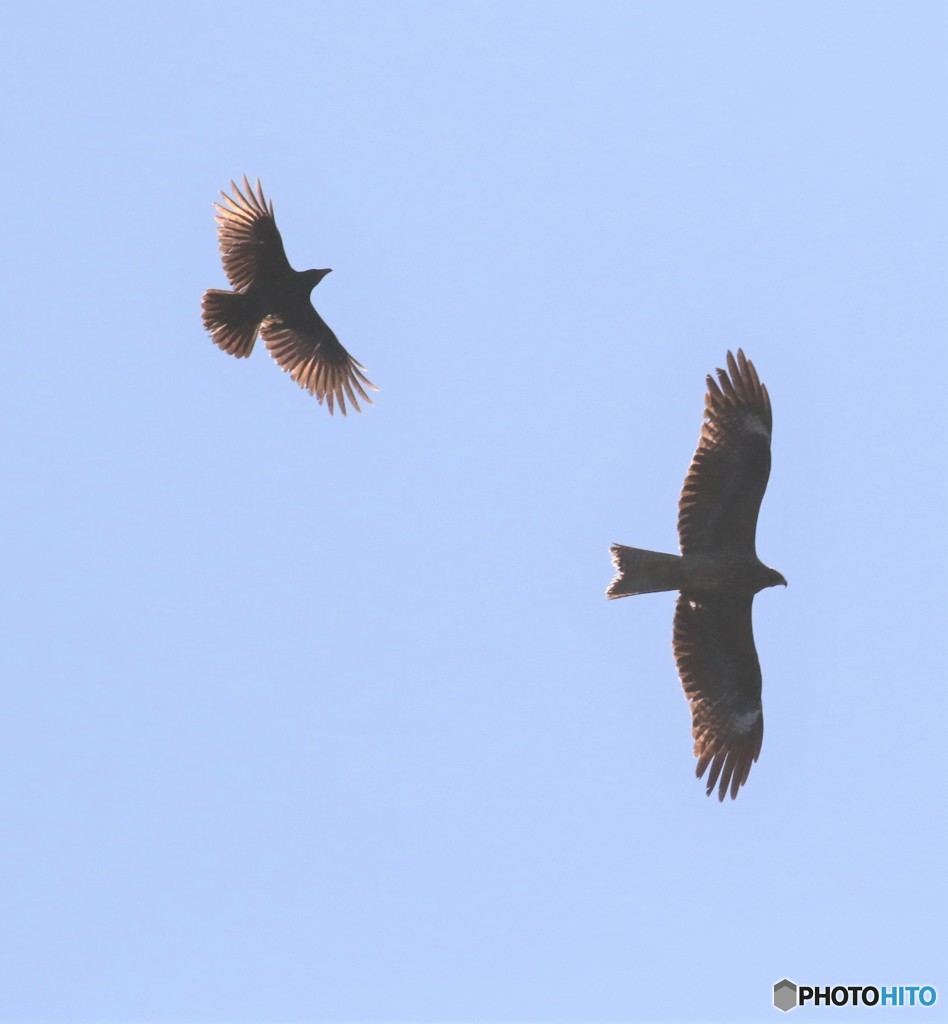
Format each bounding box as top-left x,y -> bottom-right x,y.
214,176 -> 292,292
261,307 -> 377,416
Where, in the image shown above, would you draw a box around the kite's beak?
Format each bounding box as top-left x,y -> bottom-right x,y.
769,569 -> 788,589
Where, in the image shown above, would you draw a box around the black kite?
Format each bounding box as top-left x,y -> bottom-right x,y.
201,177 -> 376,414
607,350 -> 785,801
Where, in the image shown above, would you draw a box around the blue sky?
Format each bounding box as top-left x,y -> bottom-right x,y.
1,2 -> 945,1021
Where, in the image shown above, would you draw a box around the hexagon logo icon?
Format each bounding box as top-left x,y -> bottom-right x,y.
774,978 -> 798,1012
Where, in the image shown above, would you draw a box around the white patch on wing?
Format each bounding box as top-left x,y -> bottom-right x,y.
732,707 -> 761,733
738,410 -> 770,439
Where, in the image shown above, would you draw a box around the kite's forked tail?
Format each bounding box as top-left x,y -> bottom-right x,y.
606,544 -> 686,598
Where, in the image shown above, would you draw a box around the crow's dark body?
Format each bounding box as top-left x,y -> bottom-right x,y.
201,176 -> 376,414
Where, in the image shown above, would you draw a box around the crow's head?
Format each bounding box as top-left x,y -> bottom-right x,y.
303,267 -> 332,290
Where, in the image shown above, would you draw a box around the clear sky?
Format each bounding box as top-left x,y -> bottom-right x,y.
1,2 -> 945,1021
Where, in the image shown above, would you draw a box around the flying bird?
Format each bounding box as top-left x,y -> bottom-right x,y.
201,177 -> 376,414
606,350 -> 785,801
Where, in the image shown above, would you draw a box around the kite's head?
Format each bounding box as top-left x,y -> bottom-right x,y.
766,567 -> 788,589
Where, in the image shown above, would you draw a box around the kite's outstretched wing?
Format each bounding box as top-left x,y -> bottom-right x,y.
673,592 -> 764,801
678,349 -> 772,556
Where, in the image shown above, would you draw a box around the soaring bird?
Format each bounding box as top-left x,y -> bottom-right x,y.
607,350 -> 785,801
201,177 -> 376,414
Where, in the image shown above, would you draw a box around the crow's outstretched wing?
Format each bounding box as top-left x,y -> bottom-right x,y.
678,349 -> 772,556
261,307 -> 377,416
673,592 -> 764,801
214,176 -> 292,292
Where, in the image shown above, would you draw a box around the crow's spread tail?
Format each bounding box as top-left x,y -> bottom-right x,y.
201,289 -> 263,358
